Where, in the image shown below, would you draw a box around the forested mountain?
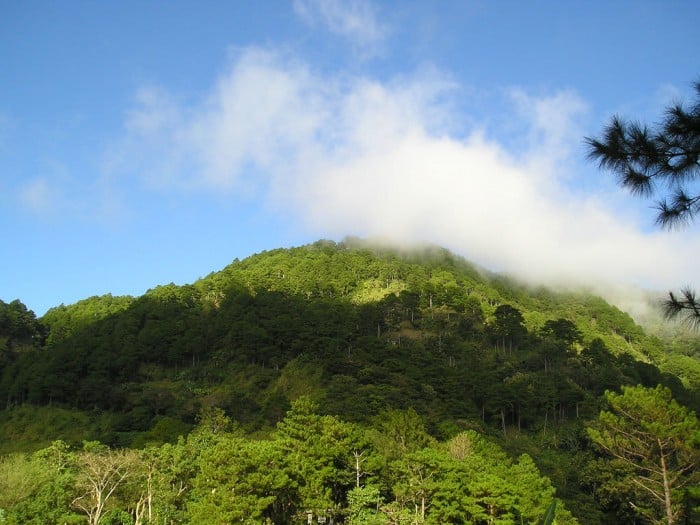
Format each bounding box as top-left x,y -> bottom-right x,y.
1,239 -> 698,524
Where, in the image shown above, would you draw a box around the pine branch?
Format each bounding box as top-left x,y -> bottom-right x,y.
663,287 -> 700,329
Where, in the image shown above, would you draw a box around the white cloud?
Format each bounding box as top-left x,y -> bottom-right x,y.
187,50 -> 328,191
114,46 -> 700,302
509,88 -> 588,164
293,0 -> 388,54
126,86 -> 182,136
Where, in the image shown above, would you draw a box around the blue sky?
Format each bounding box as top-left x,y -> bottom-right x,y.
2,0 -> 699,316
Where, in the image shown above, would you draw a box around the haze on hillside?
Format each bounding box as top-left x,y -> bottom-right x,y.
1,1 -> 698,317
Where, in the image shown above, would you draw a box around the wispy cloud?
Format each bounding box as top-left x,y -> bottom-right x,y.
111,46 -> 700,301
18,177 -> 58,214
293,0 -> 388,55
509,88 -> 588,163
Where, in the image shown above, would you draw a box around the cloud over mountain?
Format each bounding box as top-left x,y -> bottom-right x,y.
112,46 -> 699,299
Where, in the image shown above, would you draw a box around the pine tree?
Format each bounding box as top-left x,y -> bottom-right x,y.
587,385 -> 700,524
586,81 -> 700,327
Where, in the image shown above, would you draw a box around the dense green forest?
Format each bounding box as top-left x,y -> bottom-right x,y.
1,239 -> 698,524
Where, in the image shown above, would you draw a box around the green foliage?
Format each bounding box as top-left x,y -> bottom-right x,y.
1,441 -> 82,524
3,415 -> 573,524
188,436 -> 289,524
587,385 -> 700,524
489,303 -> 528,353
1,240 -> 699,524
539,500 -> 557,525
0,299 -> 44,347
0,406 -> 97,454
346,485 -> 387,524
585,81 -> 700,229
275,396 -> 366,518
41,294 -> 133,346
0,453 -> 48,511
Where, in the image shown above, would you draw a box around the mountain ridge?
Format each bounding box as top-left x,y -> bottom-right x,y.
4,238 -> 693,400
1,238 -> 699,523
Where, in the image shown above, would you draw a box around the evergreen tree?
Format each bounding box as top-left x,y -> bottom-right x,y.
586,81 -> 700,327
587,385 -> 700,524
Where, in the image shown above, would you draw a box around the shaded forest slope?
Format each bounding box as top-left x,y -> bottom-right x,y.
1,238 -> 697,451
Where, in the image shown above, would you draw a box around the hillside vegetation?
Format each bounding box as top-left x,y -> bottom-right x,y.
0,239 -> 698,524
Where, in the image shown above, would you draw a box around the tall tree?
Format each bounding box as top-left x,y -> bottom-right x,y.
274,396 -> 363,521
489,304 -> 528,354
587,385 -> 700,524
585,82 -> 700,327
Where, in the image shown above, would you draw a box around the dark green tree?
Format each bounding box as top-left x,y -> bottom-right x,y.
489,304 -> 528,354
585,81 -> 700,327
540,319 -> 581,350
539,318 -> 582,372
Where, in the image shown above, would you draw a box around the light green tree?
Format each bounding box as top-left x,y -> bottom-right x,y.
187,436 -> 289,524
346,485 -> 388,525
0,453 -> 47,513
389,447 -> 444,523
2,441 -> 81,524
